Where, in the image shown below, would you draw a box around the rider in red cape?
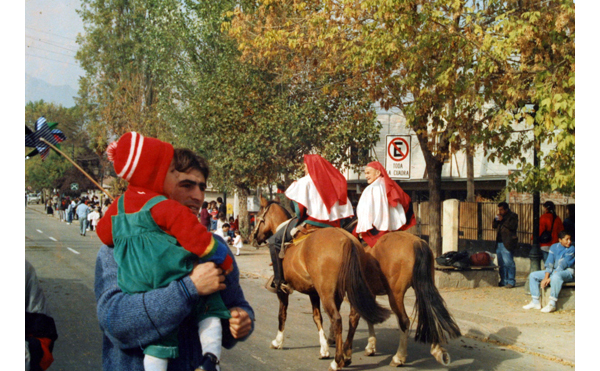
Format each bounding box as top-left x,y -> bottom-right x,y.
267,154 -> 354,293
303,154 -> 349,213
354,161 -> 416,247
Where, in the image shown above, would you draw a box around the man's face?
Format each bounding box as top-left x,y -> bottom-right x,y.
163,163 -> 207,215
364,166 -> 382,185
498,206 -> 508,216
559,235 -> 572,248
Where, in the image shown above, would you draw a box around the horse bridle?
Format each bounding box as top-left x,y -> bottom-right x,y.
252,203 -> 272,241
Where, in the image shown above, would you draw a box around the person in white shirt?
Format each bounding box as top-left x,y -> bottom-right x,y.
233,230 -> 243,256
88,207 -> 101,231
214,223 -> 231,244
354,161 -> 416,247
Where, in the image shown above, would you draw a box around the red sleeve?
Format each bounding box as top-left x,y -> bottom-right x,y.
539,214 -> 550,235
150,199 -> 216,259
96,199 -> 120,246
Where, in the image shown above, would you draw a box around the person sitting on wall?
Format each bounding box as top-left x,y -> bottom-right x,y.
523,230 -> 575,313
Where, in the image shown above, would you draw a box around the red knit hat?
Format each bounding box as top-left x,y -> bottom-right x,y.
106,132 -> 174,194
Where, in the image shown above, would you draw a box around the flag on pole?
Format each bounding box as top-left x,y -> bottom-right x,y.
25,117 -> 67,160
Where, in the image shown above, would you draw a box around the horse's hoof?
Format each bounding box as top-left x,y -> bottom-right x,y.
328,360 -> 340,371
319,351 -> 330,359
364,349 -> 376,356
390,355 -> 406,367
434,351 -> 451,366
343,357 -> 352,367
270,341 -> 283,349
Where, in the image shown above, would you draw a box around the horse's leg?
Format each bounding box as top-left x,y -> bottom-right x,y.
388,286 -> 411,367
430,343 -> 451,366
364,321 -> 377,356
270,291 -> 289,349
309,293 -> 330,359
327,323 -> 336,346
342,305 -> 361,365
321,297 -> 344,371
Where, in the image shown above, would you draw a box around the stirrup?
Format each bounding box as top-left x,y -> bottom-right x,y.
265,275 -> 277,293
279,282 -> 294,295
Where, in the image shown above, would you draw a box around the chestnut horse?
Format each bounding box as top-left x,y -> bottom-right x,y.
343,231 -> 462,366
253,197 -> 390,371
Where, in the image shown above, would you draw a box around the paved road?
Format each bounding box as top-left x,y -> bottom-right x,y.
26,206 -> 575,370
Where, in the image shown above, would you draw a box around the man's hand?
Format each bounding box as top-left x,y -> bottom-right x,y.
229,307 -> 252,339
541,277 -> 551,289
188,262 -> 226,295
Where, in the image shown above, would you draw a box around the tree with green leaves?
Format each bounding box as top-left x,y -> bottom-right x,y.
76,0 -> 176,155
145,0 -> 382,237
476,0 -> 575,195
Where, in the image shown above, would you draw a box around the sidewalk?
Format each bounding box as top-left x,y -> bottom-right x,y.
234,244 -> 575,367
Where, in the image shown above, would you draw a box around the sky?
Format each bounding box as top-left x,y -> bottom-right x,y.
25,0 -> 85,89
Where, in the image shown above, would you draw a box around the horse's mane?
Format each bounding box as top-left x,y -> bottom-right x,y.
265,199 -> 292,219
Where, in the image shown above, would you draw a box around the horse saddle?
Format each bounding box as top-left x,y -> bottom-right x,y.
278,223 -> 320,259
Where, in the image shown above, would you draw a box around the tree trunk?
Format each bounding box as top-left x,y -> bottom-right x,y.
425,158 -> 444,257
236,185 -> 250,240
415,118 -> 447,258
466,146 -> 475,202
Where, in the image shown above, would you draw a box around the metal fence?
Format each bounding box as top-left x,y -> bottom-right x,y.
408,201 -> 569,244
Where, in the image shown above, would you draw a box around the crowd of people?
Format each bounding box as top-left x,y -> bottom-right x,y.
44,195 -> 111,237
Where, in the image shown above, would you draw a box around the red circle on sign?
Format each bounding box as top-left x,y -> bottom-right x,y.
388,137 -> 409,162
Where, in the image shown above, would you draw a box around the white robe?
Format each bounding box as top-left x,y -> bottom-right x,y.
356,177 -> 407,233
285,175 -> 354,222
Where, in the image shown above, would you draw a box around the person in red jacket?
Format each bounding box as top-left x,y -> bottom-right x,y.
539,201 -> 564,263
97,132 -> 232,371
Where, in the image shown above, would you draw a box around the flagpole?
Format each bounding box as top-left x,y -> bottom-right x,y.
39,138 -> 115,201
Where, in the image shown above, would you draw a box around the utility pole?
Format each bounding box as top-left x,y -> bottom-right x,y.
529,107 -> 542,272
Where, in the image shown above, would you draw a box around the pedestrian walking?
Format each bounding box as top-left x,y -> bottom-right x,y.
88,207 -> 101,232
66,199 -> 75,224
233,230 -> 243,256
493,201 -> 519,288
76,201 -> 90,236
95,133 -> 253,371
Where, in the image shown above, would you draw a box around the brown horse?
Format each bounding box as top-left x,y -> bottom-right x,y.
253,196 -> 391,371
342,231 -> 462,366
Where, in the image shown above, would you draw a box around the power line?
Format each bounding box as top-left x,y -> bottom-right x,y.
26,53 -> 80,67
25,35 -> 79,53
25,26 -> 78,42
26,44 -> 76,59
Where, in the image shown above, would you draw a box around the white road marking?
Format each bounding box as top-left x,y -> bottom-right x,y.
67,248 -> 80,255
36,229 -> 43,233
49,237 -> 57,242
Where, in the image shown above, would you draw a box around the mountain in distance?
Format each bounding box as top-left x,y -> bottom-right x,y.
26,74 -> 78,108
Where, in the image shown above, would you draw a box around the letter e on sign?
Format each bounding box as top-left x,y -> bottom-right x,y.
385,135 -> 411,179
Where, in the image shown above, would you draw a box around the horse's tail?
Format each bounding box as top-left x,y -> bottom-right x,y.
411,239 -> 462,343
337,230 -> 391,324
